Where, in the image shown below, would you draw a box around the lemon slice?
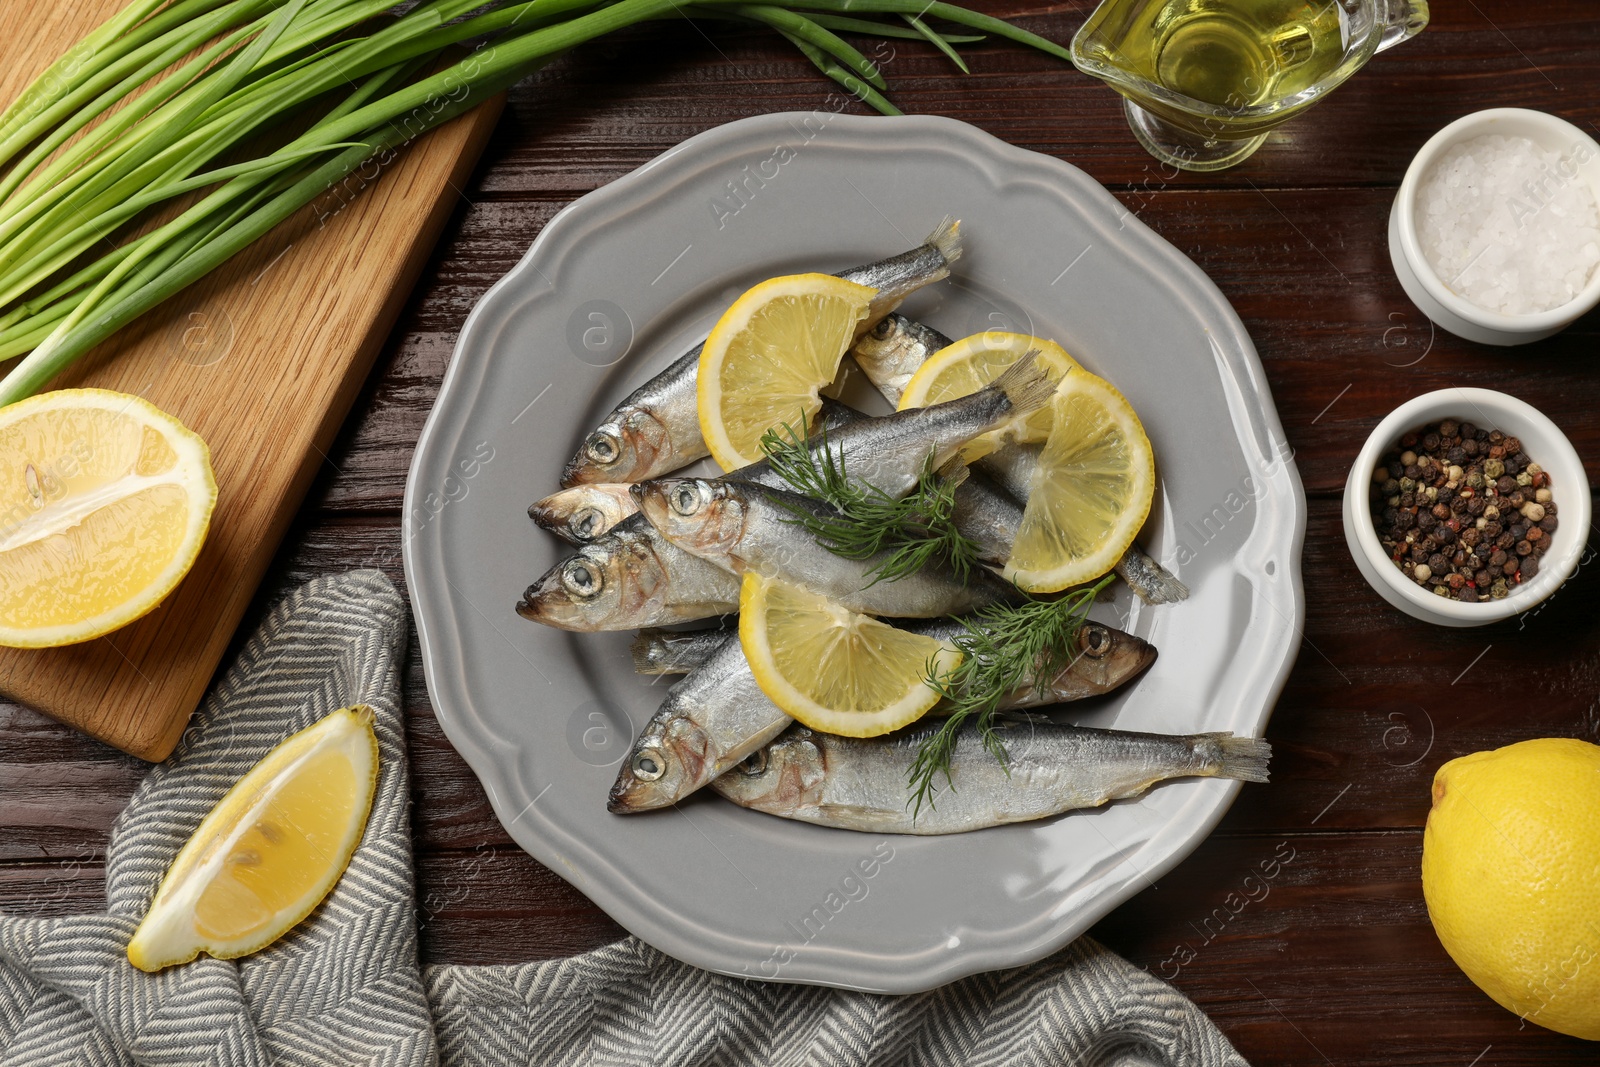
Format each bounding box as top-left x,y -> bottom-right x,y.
739,571 -> 961,738
897,332 -> 1079,454
698,273 -> 876,470
0,388 -> 217,648
127,707 -> 380,972
1005,372 -> 1155,593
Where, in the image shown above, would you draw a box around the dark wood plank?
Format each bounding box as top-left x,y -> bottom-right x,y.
1090,831 -> 1600,1065
472,3 -> 1598,196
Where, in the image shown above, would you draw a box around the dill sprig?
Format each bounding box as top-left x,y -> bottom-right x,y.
908,574 -> 1116,815
758,419 -> 982,584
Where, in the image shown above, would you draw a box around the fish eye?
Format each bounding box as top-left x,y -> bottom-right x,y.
632,748 -> 666,781
570,507 -> 603,541
870,318 -> 895,339
561,559 -> 603,599
585,431 -> 620,465
1079,624 -> 1109,658
670,482 -> 704,516
740,750 -> 768,776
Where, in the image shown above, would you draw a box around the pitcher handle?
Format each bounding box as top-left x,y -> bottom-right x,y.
1375,0 -> 1429,53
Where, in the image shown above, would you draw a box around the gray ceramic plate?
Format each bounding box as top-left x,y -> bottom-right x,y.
404,112 -> 1305,993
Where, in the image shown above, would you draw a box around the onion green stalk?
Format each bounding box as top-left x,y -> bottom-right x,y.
0,0 -> 1071,404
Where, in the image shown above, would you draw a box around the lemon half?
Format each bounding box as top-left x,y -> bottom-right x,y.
739,572 -> 960,738
0,388 -> 216,647
698,273 -> 875,470
127,707 -> 380,972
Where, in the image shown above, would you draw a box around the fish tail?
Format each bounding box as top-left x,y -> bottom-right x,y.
630,630 -> 673,674
933,455 -> 970,489
923,216 -> 963,266
991,349 -> 1061,424
1199,733 -> 1272,783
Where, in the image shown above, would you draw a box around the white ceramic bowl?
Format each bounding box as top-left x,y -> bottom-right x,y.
1389,108 -> 1600,345
1343,388 -> 1590,627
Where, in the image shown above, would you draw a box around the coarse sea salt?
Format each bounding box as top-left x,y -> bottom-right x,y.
1416,133 -> 1600,316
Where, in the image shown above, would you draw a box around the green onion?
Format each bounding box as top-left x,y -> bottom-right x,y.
0,0 -> 1071,405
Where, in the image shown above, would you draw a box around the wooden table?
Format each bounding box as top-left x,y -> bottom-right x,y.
3,3 -> 1596,1062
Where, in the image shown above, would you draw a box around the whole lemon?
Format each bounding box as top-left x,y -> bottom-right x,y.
1422,737 -> 1600,1040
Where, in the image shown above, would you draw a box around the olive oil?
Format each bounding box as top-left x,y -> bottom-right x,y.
1089,0 -> 1349,109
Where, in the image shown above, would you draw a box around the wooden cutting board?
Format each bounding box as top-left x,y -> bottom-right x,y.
0,2 -> 503,759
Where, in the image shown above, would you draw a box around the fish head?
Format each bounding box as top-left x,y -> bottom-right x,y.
852,315 -> 907,366
516,532 -> 666,631
528,485 -> 633,543
561,408 -> 672,486
713,730 -> 827,815
632,478 -> 748,567
1070,622 -> 1158,690
607,710 -> 712,813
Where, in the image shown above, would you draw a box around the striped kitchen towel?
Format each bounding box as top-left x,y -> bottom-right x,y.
0,571 -> 1247,1067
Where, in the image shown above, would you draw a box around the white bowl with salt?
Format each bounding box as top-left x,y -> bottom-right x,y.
1390,108 -> 1600,345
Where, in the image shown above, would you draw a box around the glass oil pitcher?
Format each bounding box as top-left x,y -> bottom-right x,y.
1072,0 -> 1429,171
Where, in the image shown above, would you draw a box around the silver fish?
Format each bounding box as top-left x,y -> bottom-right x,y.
561,219 -> 965,487
516,514 -> 739,631
757,349 -> 1057,500
529,484 -> 638,545
608,633 -> 790,814
634,478 -> 1018,618
612,619 -> 1159,812
713,723 -> 1270,835
853,315 -> 1190,605
532,400 -> 865,544
849,311 -> 952,406
540,414 -> 1031,565
632,618 -> 1156,706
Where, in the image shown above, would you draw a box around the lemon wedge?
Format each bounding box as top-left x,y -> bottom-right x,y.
1005,371 -> 1155,593
739,571 -> 960,738
897,331 -> 1079,455
698,273 -> 876,470
0,388 -> 217,648
127,706 -> 380,972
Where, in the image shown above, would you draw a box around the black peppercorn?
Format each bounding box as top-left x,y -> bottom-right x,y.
1467,497 -> 1486,517
1541,515 -> 1559,533
1522,556 -> 1540,580
1516,540 -> 1533,557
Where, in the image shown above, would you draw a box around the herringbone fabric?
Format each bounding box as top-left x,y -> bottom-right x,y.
0,571 -> 1248,1067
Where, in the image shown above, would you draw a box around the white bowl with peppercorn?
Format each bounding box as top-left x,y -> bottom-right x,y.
1343,388 -> 1590,627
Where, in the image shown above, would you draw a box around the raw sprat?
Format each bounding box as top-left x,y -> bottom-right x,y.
562,220 -> 964,485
